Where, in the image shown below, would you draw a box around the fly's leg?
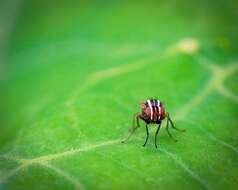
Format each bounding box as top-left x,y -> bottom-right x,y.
167,113 -> 185,132
166,114 -> 178,143
122,113 -> 140,143
154,123 -> 161,148
142,125 -> 149,147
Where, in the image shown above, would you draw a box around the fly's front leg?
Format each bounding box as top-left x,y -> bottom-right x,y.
142,125 -> 149,147
154,123 -> 161,148
122,113 -> 140,143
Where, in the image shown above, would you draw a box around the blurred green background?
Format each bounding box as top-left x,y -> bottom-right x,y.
0,0 -> 238,190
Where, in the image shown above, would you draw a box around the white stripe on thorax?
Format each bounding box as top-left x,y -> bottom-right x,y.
156,100 -> 161,119
157,100 -> 160,107
147,100 -> 153,120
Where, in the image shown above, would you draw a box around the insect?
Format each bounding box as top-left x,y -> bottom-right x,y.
122,99 -> 185,148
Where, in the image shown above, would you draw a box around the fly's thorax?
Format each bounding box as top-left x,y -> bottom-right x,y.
159,104 -> 166,119
142,107 -> 151,116
140,111 -> 151,123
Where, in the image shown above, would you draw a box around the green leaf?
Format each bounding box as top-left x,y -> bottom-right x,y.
1,1 -> 238,190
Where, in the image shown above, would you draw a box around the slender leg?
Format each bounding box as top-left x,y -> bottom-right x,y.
142,125 -> 149,147
155,123 -> 161,148
166,116 -> 178,143
121,126 -> 139,143
122,113 -> 140,143
136,114 -> 140,128
168,115 -> 185,132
